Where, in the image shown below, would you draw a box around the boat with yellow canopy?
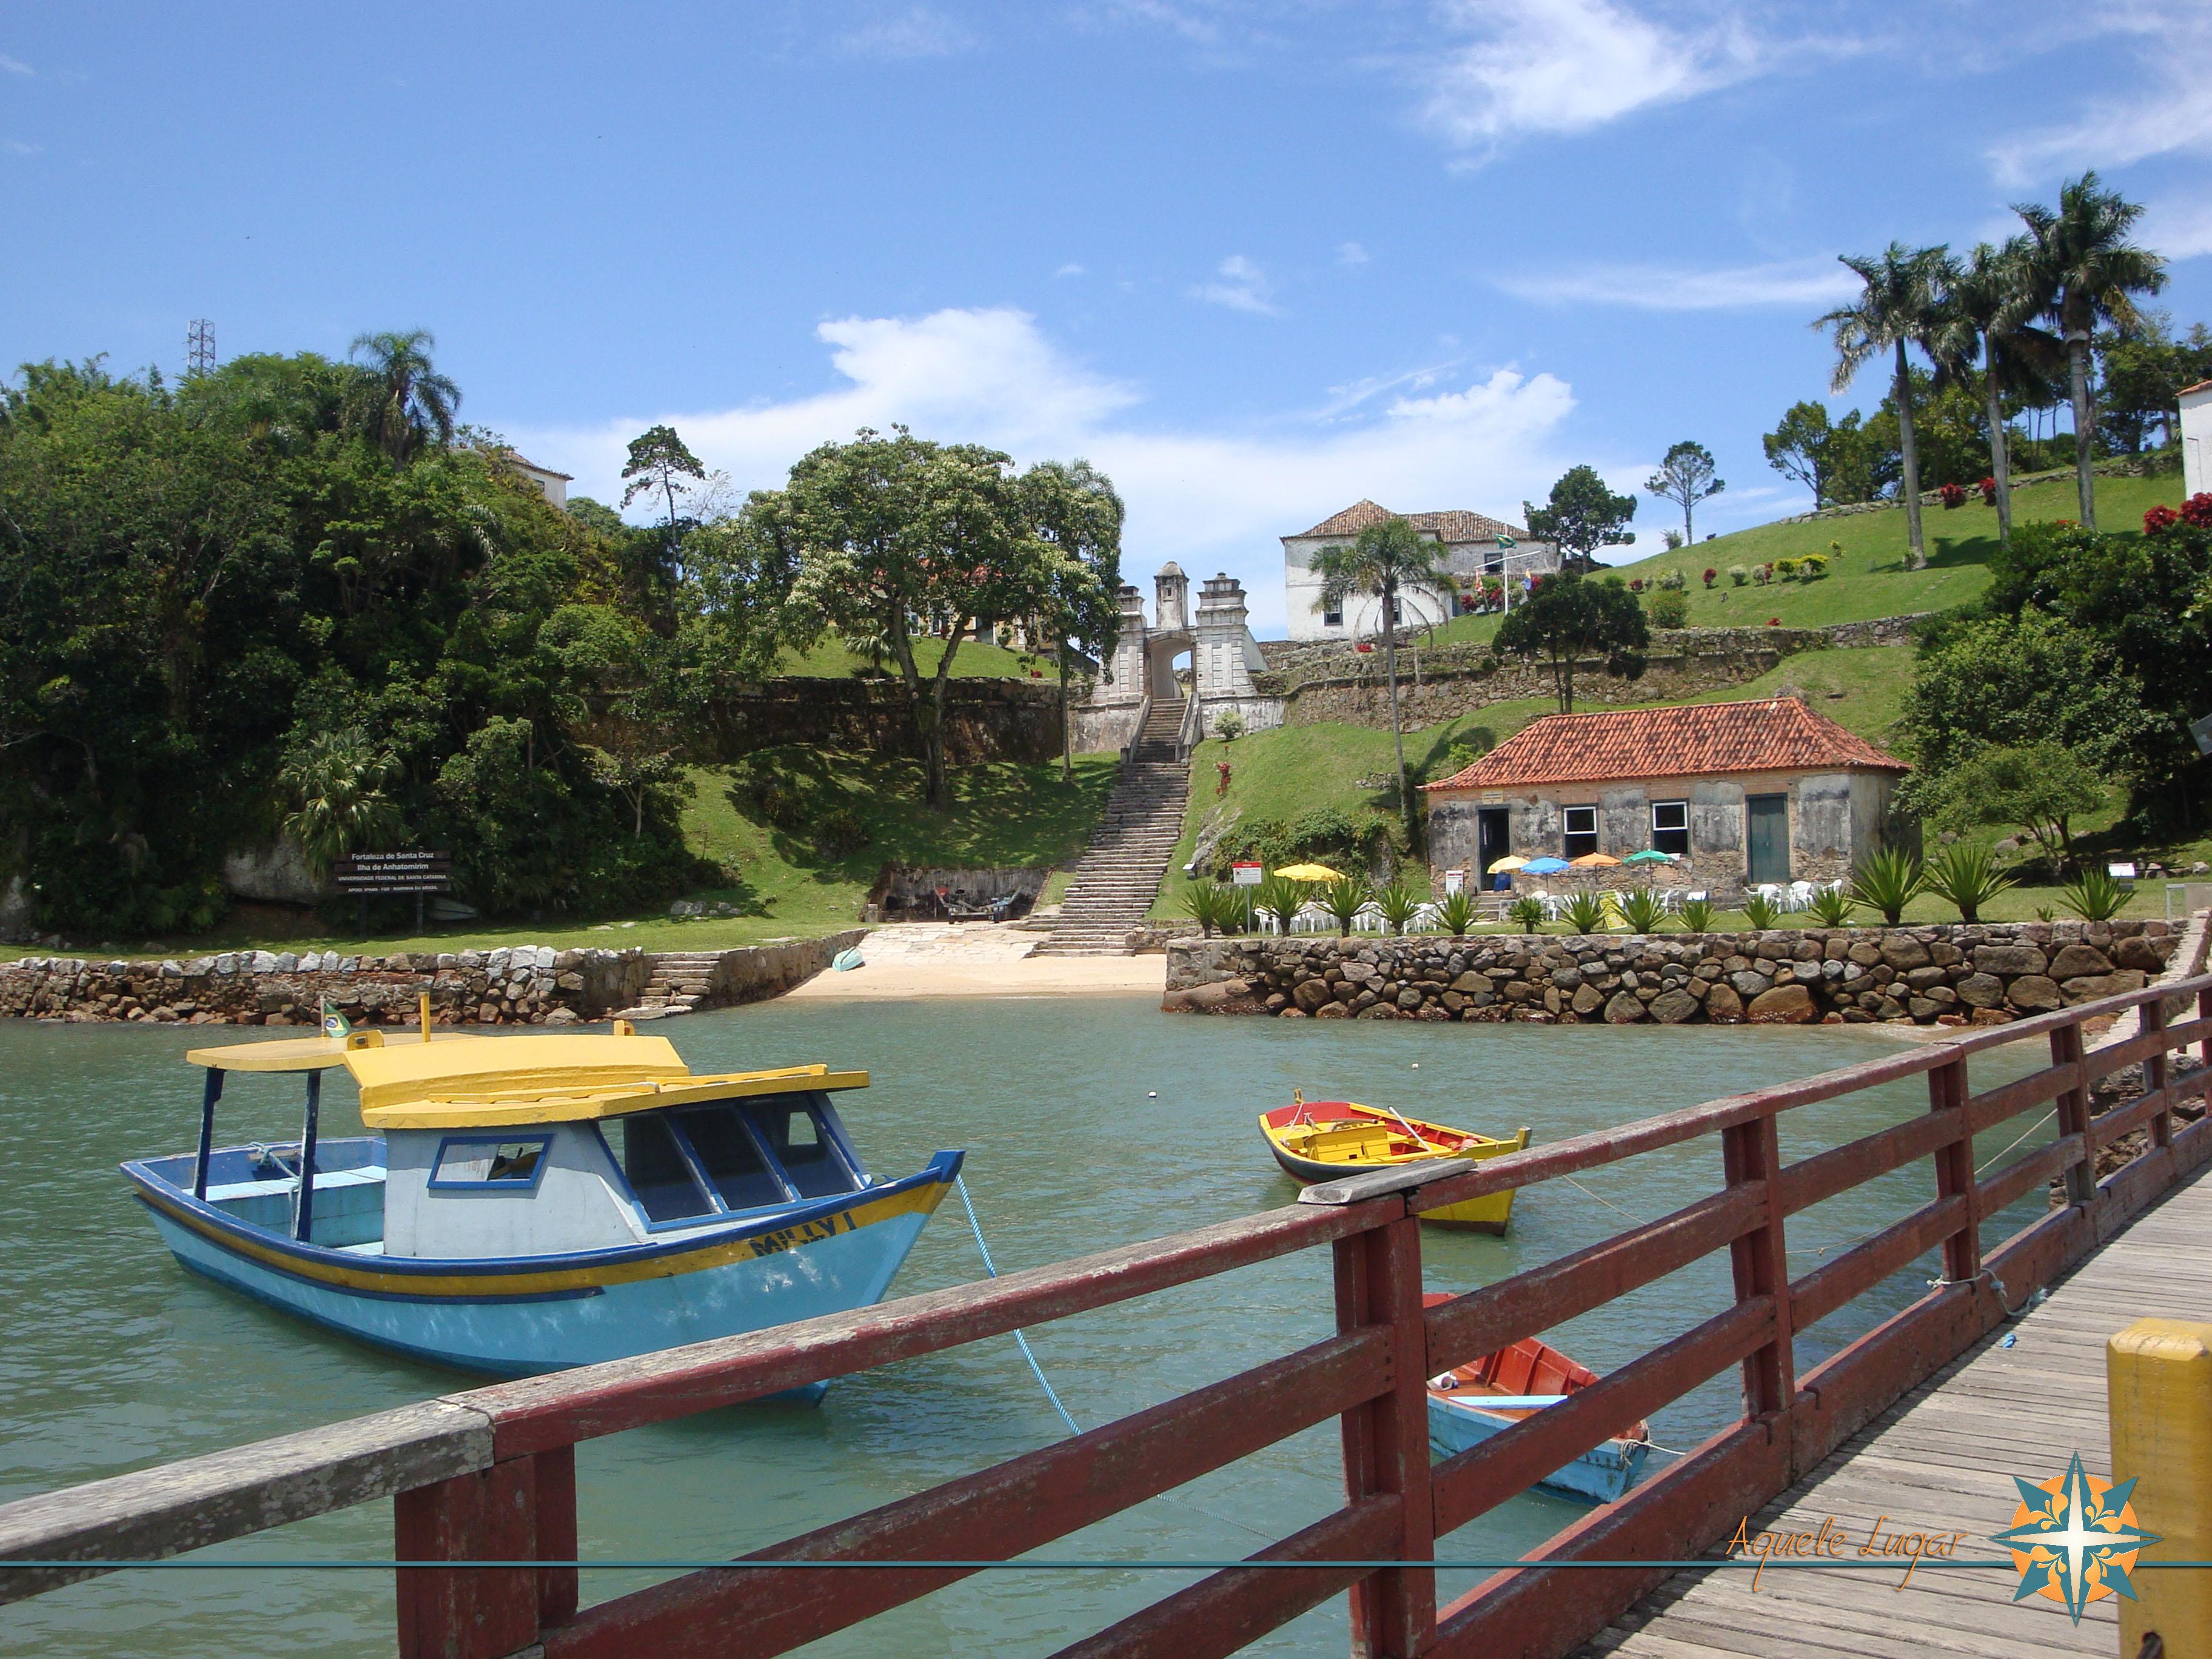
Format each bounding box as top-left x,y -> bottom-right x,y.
1257,1094 -> 1531,1231
119,1007 -> 960,1384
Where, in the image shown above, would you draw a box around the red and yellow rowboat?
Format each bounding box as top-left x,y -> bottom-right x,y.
1256,1096 -> 1532,1232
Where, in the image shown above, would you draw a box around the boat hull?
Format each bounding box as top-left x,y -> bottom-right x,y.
1425,1393 -> 1649,1505
1258,1106 -> 1528,1233
127,1153 -> 961,1382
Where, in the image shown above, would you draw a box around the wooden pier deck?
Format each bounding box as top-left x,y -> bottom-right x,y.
1587,1159 -> 2212,1658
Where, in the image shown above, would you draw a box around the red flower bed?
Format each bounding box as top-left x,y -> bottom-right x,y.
2145,504 -> 2180,534
1979,477 -> 1997,506
2182,493 -> 2212,528
1938,482 -> 1968,509
1702,567 -> 1717,586
1354,642 -> 1373,653
1768,616 -> 1781,626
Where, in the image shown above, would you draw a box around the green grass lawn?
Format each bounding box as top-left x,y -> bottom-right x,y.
774,635 -> 1062,680
1424,472 -> 2183,648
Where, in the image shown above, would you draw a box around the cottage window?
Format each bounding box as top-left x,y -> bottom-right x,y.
1323,606 -> 1344,628
1563,805 -> 1598,859
1651,800 -> 1689,856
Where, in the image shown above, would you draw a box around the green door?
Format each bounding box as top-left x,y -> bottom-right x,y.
1746,794 -> 1789,885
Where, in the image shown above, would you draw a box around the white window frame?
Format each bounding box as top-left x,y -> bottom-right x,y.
1563,805 -> 1598,859
1651,800 -> 1689,856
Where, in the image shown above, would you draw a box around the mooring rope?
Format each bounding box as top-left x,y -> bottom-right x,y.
955,1175 -> 1082,1436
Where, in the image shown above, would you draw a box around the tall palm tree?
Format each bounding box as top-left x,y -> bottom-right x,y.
2013,172 -> 2167,530
1311,517 -> 1452,839
347,329 -> 461,463
1818,243 -> 1951,569
1928,240 -> 2062,549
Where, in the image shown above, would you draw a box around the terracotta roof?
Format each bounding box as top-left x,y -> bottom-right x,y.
1295,500 -> 1532,542
2179,379 -> 2212,397
502,449 -> 574,481
1422,698 -> 1908,792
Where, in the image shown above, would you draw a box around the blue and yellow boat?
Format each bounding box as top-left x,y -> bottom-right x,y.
121,1022 -> 961,1384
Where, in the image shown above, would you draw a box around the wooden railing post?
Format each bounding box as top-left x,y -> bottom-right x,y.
1333,1211 -> 1435,1658
1928,1054 -> 1979,1284
395,1452 -> 563,1659
1721,1113 -> 1792,1417
2142,995 -> 2174,1151
2050,1017 -> 2096,1208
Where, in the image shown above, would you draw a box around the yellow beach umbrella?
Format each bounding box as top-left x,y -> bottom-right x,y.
1486,854 -> 1529,874
1570,853 -> 1622,868
1275,862 -> 1345,883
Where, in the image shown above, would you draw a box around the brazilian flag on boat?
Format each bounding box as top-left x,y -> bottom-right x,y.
321,1000 -> 350,1041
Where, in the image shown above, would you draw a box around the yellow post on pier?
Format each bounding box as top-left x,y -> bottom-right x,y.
2108,1318 -> 2212,1658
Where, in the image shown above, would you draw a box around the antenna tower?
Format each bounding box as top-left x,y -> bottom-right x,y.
186,320 -> 216,377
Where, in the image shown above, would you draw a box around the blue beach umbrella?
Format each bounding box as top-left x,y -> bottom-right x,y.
1521,856 -> 1571,875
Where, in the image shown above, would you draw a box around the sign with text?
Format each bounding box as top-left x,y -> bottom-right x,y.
332,851 -> 451,895
1232,862 -> 1264,886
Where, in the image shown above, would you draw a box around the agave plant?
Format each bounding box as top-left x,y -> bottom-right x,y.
1376,879 -> 1423,936
1617,888 -> 1666,933
1676,897 -> 1717,933
1436,889 -> 1476,936
1178,882 -> 1235,938
1849,846 -> 1926,926
1561,891 -> 1610,934
1741,891 -> 1781,931
1319,876 -> 1373,937
1508,896 -> 1547,933
1805,886 -> 1858,927
2061,867 -> 2129,922
1255,875 -> 1309,934
1922,843 -> 2015,924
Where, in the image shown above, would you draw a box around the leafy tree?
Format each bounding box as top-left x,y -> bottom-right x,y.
782,427 -> 1055,809
1523,464 -> 1636,571
1309,515 -> 1453,836
1644,441 -> 1724,546
621,423 -> 706,589
1922,743 -> 2105,877
1820,243 -> 1951,568
1021,458 -> 1124,781
346,329 -> 460,463
277,728 -> 404,874
1761,402 -> 1849,508
2013,172 -> 2168,529
1493,570 -> 1649,714
1928,240 -> 2063,547
2097,313 -> 2212,454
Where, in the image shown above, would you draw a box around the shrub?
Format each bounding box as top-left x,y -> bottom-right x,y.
1212,708 -> 1245,743
1617,888 -> 1666,932
1768,617 -> 1781,626
1676,897 -> 1717,933
1741,891 -> 1781,930
1703,567 -> 1718,588
1255,874 -> 1309,933
2061,868 -> 2130,922
1922,844 -> 2014,924
2146,504 -> 2180,534
1797,554 -> 1828,581
813,807 -> 872,857
1646,588 -> 1689,629
1979,477 -> 1997,506
1938,482 -> 1968,509
1319,876 -> 1372,936
1774,557 -> 1800,580
1806,886 -> 1857,927
1508,895 -> 1547,932
1436,889 -> 1476,936
1628,577 -> 1644,593
1561,891 -> 1610,934
2184,492 -> 2212,528
1179,881 -> 1236,937
1376,880 -> 1423,935
1849,845 -> 1926,925
1658,569 -> 1686,591
1729,564 -> 1749,586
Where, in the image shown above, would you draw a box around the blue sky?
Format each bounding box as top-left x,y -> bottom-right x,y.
4,1 -> 2208,631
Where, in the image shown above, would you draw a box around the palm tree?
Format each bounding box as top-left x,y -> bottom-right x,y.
2012,172 -> 2167,530
278,729 -> 404,875
347,329 -> 461,463
1310,517 -> 1452,839
1928,240 -> 2062,549
1818,243 -> 1951,569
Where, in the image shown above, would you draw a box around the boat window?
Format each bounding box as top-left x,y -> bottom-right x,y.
605,1114 -> 716,1223
747,1104 -> 858,1199
431,1136 -> 550,1188
674,1107 -> 789,1211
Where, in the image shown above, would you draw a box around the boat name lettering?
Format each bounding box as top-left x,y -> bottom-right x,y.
747,1211 -> 857,1258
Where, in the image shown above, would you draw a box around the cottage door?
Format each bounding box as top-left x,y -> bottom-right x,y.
1476,809 -> 1511,888
1745,794 -> 1789,885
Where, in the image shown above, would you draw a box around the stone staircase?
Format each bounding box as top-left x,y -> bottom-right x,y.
620,951 -> 722,1017
1034,701 -> 1191,956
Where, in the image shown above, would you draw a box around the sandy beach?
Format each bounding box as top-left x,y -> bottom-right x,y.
783,923 -> 1166,1000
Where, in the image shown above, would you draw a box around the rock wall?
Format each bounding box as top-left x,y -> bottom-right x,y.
0,930 -> 866,1027
700,677 -> 1065,766
1161,921 -> 2180,1026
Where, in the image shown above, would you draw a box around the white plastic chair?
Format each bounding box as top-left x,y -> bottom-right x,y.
1786,880 -> 1816,911
1352,902 -> 1386,935
1410,903 -> 1442,933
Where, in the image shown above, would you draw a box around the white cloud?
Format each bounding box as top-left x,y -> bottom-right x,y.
507,307 -> 1581,633
1054,261 -> 1087,278
834,5 -> 975,59
1421,0 -> 1765,154
1496,255 -> 1858,309
0,53 -> 30,76
1988,2 -> 2212,183
1191,254 -> 1282,316
2,139 -> 39,155
1336,240 -> 1370,266
2142,196 -> 2212,261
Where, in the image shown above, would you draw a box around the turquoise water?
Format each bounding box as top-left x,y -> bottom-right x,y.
0,999 -> 2055,1656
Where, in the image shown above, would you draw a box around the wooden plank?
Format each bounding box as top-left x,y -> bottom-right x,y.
474,1197 -> 1376,1457
1786,1195 -> 1963,1332
1774,1108 -> 1957,1217
1299,1158 -> 1473,1204
537,1328 -> 1390,1659
1425,1185 -> 1761,1375
395,1460 -> 538,1659
0,1399 -> 492,1603
1046,1496 -> 1399,1659
1962,1061 -> 2074,1136
1335,1216 -> 1434,1655
2088,1083 -> 2183,1148
1972,1133 -> 2082,1216
2085,1013 -> 2212,1073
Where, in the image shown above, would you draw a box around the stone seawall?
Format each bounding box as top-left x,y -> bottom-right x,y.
1162,921 -> 2181,1025
0,930 -> 866,1027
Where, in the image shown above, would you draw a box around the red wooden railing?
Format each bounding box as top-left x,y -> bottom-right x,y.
4,973 -> 2211,1659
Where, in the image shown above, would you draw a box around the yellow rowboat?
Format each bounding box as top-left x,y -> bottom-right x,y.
1256,1096 -> 1532,1232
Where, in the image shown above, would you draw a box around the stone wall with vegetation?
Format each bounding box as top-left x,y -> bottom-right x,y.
0,931 -> 865,1026
700,677 -> 1065,766
1162,920 -> 2181,1025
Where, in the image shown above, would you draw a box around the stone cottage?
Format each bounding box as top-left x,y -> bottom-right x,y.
1422,698 -> 1909,894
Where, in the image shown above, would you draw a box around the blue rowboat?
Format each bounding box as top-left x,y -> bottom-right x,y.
121,1022 -> 962,1388
1422,1295 -> 1652,1506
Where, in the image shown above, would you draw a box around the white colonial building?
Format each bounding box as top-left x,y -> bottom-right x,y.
1281,500 -> 1560,642
2182,379 -> 2211,498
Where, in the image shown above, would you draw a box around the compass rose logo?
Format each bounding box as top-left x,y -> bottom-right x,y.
1991,1452 -> 2159,1622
